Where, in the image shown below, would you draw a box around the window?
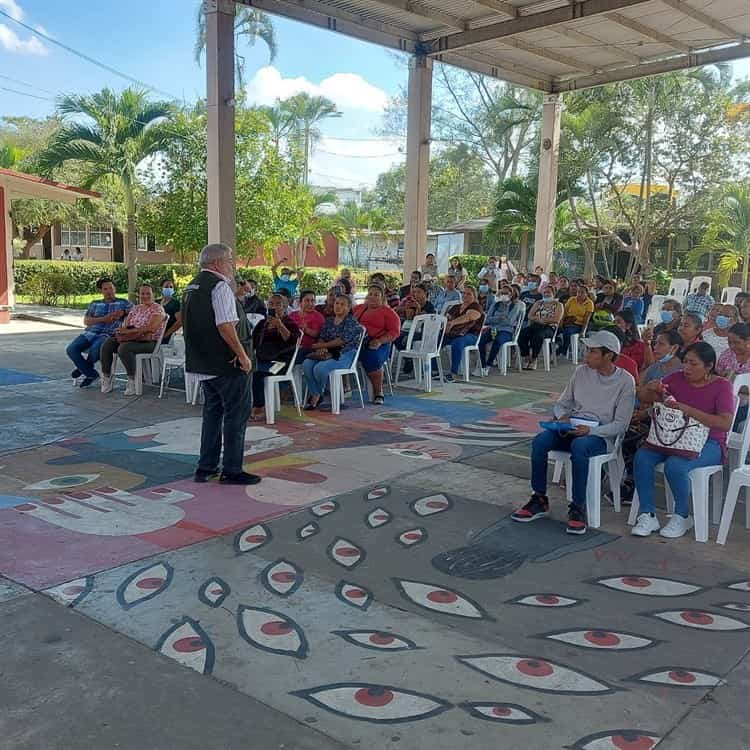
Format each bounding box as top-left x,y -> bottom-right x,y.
61,226 -> 86,246
88,226 -> 112,248
136,234 -> 148,251
468,231 -> 484,254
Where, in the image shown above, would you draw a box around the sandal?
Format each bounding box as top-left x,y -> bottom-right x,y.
249,410 -> 265,422
372,394 -> 385,406
304,397 -> 320,411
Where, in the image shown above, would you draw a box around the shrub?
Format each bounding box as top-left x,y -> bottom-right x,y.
23,270 -> 76,306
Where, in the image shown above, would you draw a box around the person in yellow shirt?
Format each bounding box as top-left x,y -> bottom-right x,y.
558,281 -> 594,356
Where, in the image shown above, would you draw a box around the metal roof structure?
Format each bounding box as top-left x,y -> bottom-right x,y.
239,0 -> 750,91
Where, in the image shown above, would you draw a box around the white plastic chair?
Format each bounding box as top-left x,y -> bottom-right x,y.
461,315 -> 486,382
440,299 -> 461,316
500,312 -> 525,376
112,324 -> 166,395
727,374 -> 750,472
394,314 -> 447,393
689,276 -> 712,295
644,295 -> 667,327
246,312 -> 265,330
542,323 -> 560,372
329,329 -> 367,414
721,287 -> 742,305
263,334 -> 303,424
159,334 -> 186,399
569,318 -> 590,367
550,433 -> 625,529
668,278 -> 689,303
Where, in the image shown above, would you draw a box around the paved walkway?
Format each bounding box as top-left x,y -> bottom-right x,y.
1,328 -> 749,749
12,303 -> 84,329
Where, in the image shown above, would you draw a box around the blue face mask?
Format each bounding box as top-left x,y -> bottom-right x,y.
660,310 -> 674,324
162,287 -> 175,298
527,282 -> 538,291
715,315 -> 732,330
281,274 -> 290,282
658,351 -> 674,364
479,284 -> 489,294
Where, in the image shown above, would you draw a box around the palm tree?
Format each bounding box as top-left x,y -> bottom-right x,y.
259,104 -> 294,154
195,4 -> 276,88
37,88 -> 176,295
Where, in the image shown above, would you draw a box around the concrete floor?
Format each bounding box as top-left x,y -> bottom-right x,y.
2,324 -> 749,750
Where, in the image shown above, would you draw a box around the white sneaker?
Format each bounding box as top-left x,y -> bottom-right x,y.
472,367 -> 483,377
631,513 -> 660,537
660,514 -> 694,538
481,367 -> 489,377
100,375 -> 114,394
123,378 -> 137,396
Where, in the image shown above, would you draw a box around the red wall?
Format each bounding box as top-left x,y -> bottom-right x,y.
0,186 -> 8,323
241,235 -> 340,269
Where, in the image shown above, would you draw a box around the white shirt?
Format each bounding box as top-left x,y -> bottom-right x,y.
701,327 -> 731,359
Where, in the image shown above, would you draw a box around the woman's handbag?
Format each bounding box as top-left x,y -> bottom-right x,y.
307,347 -> 332,361
645,403 -> 709,459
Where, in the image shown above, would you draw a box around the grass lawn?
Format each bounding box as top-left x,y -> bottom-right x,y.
15,294 -> 100,310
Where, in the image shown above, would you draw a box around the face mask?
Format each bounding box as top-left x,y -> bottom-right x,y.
479,284 -> 489,293
543,295 -> 554,302
660,310 -> 674,324
658,352 -> 674,364
527,282 -> 538,291
497,294 -> 511,303
246,288 -> 256,298
162,287 -> 175,298
716,315 -> 732,329
281,274 -> 290,282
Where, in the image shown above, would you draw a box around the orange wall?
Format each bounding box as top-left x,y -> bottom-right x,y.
241,235 -> 340,269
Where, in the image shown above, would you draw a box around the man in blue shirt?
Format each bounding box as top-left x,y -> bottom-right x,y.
66,277 -> 132,387
272,258 -> 302,298
684,281 -> 715,322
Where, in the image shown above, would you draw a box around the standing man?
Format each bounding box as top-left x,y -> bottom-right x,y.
477,257 -> 502,292
182,243 -> 260,486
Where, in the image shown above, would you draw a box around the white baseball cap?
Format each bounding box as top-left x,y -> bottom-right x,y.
582,330 -> 621,355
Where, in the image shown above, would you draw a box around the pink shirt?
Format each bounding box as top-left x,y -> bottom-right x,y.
124,303 -> 166,341
717,348 -> 750,378
289,309 -> 325,349
354,303 -> 401,340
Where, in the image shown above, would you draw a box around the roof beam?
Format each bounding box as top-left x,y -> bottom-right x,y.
462,47 -> 556,82
658,0 -> 743,41
554,25 -> 645,64
502,37 -> 596,72
471,0 -> 517,17
367,0 -> 466,31
606,12 -> 692,52
437,50 -> 551,90
428,0 -> 654,54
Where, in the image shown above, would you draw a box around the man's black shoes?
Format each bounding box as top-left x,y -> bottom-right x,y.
220,471 -> 261,485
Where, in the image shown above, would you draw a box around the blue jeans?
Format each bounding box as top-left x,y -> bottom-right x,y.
531,429 -> 608,508
303,350 -> 356,397
633,439 -> 723,517
444,333 -> 478,374
479,330 -> 512,367
558,324 -> 582,356
66,333 -> 107,378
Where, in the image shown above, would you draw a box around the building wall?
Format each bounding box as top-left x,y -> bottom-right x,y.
242,235 -> 340,269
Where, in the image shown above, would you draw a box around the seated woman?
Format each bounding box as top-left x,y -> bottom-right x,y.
159,277 -> 182,343
717,322 -> 750,429
594,280 -> 623,318
631,341 -> 734,539
250,294 -> 301,421
442,286 -> 484,382
558,283 -> 594,356
644,299 -> 682,344
677,313 -> 703,353
615,309 -> 653,372
478,284 -> 525,373
315,287 -> 337,317
290,289 -> 325,361
353,285 -> 401,405
702,304 -> 738,359
303,294 -> 363,410
100,284 -> 167,396
518,288 -> 564,370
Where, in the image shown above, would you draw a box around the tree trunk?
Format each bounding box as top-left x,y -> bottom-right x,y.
743,247 -> 749,291
125,188 -> 138,300
21,224 -> 50,259
519,232 -> 529,270
303,127 -> 310,185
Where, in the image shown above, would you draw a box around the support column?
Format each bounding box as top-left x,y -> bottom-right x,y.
205,0 -> 236,252
404,55 -> 432,282
533,93 -> 562,273
0,186 -> 11,323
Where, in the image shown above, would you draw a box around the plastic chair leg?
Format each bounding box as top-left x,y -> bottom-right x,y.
542,341 -> 551,372
159,361 -> 168,398
264,380 -> 275,425
353,370 -> 365,409
587,460 -> 602,529
552,460 -> 563,484
717,474 -> 743,545
424,358 -> 432,393
135,359 -> 144,395
463,349 -> 471,382
628,492 -> 640,525
289,378 -> 302,416
691,474 -> 709,543
563,460 -> 573,504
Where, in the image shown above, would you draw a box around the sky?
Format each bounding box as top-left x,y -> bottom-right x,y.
1,0 -> 749,189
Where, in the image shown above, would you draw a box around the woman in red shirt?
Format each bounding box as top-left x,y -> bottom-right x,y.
615,309 -> 653,372
354,285 -> 401,405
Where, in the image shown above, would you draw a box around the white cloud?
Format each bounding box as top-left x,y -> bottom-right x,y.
246,66 -> 389,113
0,23 -> 47,54
0,0 -> 23,21
309,136 -> 404,189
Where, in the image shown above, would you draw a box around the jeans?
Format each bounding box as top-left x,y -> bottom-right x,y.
100,337 -> 157,377
633,439 -> 723,517
519,323 -> 554,359
443,333 -> 478,374
531,429 -> 608,508
303,350 -> 356,397
479,330 -> 512,367
558,324 -> 582,356
199,374 -> 252,475
66,333 -> 107,379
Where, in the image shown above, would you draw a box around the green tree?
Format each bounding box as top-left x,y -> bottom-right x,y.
37,88 -> 176,294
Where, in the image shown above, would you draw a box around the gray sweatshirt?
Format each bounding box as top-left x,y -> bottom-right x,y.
552,364 -> 636,448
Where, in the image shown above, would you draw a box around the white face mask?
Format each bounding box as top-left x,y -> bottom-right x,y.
497,294 -> 511,303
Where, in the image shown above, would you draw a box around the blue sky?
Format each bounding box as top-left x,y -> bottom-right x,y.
1,0 -> 749,188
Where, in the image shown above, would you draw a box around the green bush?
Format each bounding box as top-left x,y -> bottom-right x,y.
453,255 -> 490,287
23,270 -> 77,306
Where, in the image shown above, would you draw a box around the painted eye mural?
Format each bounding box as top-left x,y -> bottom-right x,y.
394,579 -> 490,619
292,683 -> 452,723
198,577 -> 230,608
410,494 -> 452,517
723,580 -> 750,592
590,576 -> 704,596
311,500 -> 338,518
366,486 -> 390,501
644,610 -> 750,631
155,617 -> 215,675
23,474 -> 100,491
506,593 -> 585,608
717,602 -> 750,612
457,654 -> 616,695
335,581 -> 373,611
44,576 -> 94,608
571,730 -> 661,750
365,508 -> 392,529
332,630 -> 420,652
626,668 -> 722,688
260,559 -> 304,597
538,629 -> 658,651
237,605 -> 309,659
234,523 -> 272,554
386,445 -> 453,461
327,538 -> 366,569
459,702 -> 549,725
116,561 -> 173,610
396,528 -> 428,548
297,522 -> 320,541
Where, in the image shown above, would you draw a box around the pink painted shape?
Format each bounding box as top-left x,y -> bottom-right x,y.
492,408 -> 543,435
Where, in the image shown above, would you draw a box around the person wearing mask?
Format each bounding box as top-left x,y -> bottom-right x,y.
622,284 -> 645,323
519,273 -> 543,316
354,285 -> 401,405
271,258 -> 301,297
442,286 -> 484,382
250,294 -> 301,421
631,342 -> 735,538
66,277 -> 132,388
534,265 -> 549,284
498,254 -> 517,282
477,279 -> 495,312
702,304 -> 739,359
399,270 -> 422,300
512,330 -> 635,535
182,243 -> 258,485
477,257 -> 502,292
615,309 -> 653,372
645,299 -> 682,343
316,287 -> 337,317
159,278 -> 182,343
518,288 -> 564,370
677,313 -> 702,353
290,289 -> 326,361
558,283 -> 594,357
478,284 -> 525,374
684,281 -> 715,321
240,278 -> 267,316
448,257 -> 466,288
303,294 -> 364,410
99,284 -> 167,396
420,253 -> 439,279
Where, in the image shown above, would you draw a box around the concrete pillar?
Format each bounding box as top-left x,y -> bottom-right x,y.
533,94 -> 562,273
205,0 -> 236,252
403,55 -> 432,282
0,186 -> 11,323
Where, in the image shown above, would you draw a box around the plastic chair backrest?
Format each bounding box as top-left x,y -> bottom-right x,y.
732,374 -> 750,466
407,314 -> 446,355
690,276 -> 712,295
246,313 -> 265,329
721,287 -> 741,305
644,295 -> 666,326
347,327 -> 367,369
511,309 -> 525,342
279,333 -> 303,376
150,322 -> 166,356
441,299 -> 461,316
668,278 -> 689,300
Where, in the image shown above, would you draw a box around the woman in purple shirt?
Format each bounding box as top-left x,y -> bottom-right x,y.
631,341 -> 735,539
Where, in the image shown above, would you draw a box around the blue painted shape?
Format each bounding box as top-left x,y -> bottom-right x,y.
0,368 -> 49,386
0,495 -> 38,510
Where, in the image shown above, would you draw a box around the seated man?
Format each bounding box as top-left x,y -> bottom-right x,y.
399,270 -> 422,300
684,281 -> 714,321
511,330 -> 635,535
434,273 -> 462,312
66,277 -> 131,388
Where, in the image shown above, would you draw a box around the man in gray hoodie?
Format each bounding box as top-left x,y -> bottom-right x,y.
511,330 -> 635,535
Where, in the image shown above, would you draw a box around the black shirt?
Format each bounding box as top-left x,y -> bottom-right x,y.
160,297 -> 181,344
241,295 -> 267,316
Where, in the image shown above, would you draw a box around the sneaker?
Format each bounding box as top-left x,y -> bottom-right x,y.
444,373 -> 454,383
123,378 -> 137,396
472,367 -> 483,378
220,471 -> 262,485
527,360 -> 538,371
481,367 -> 489,377
631,513 -> 660,537
193,468 -> 219,483
511,494 -> 549,523
566,504 -> 587,535
100,374 -> 114,394
71,368 -> 81,379
79,374 -> 99,388
660,514 -> 694,539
